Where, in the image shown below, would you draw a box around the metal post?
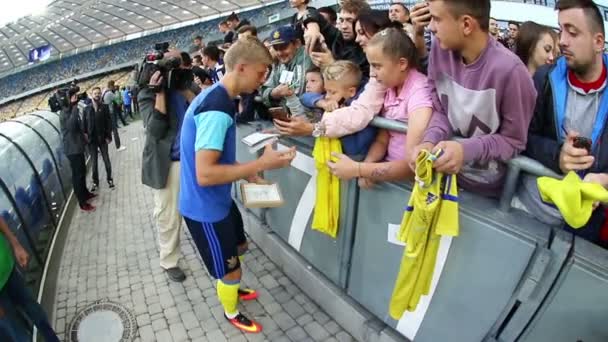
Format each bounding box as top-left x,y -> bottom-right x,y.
499,163 -> 522,212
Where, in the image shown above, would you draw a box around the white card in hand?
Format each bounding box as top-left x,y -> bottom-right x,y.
243,184 -> 281,202
241,132 -> 279,147
241,183 -> 284,208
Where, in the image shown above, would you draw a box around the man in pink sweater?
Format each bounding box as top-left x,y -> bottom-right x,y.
410,0 -> 536,196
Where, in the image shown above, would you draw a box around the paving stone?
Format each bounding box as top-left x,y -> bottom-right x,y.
181,310 -> 199,330
152,317 -> 167,331
159,294 -> 175,309
169,322 -> 188,342
55,318 -> 65,334
275,311 -> 297,331
139,324 -> 155,342
155,329 -> 173,342
296,314 -> 314,326
325,320 -> 341,335
259,274 -> 280,289
136,314 -> 150,327
148,303 -> 162,315
284,299 -> 306,319
287,326 -> 309,341
304,321 -> 330,341
263,302 -> 282,315
315,311 -> 330,325
205,329 -> 227,342
257,316 -> 279,335
274,290 -> 292,304
245,332 -> 268,342
187,327 -> 205,340
336,331 -> 354,342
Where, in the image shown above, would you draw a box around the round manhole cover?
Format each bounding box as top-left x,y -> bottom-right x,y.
67,299 -> 137,342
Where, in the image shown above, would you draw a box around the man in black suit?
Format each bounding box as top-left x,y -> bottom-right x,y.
83,86 -> 114,191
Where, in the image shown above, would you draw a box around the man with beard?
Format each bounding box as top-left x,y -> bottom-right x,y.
519,0 -> 608,248
83,87 -> 114,191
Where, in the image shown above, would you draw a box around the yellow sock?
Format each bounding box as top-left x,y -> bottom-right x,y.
217,279 -> 240,317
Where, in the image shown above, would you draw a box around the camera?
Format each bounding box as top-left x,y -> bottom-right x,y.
137,42 -> 193,92
56,85 -> 87,108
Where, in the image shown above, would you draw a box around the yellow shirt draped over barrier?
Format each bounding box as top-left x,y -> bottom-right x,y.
389,149 -> 459,319
538,171 -> 608,228
312,136 -> 342,238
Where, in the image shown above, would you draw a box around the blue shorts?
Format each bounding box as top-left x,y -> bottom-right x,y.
184,202 -> 247,279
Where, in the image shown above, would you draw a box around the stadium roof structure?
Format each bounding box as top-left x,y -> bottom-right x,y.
0,0 -> 279,74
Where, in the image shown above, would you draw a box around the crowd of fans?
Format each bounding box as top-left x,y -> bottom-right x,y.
196,0 -> 608,250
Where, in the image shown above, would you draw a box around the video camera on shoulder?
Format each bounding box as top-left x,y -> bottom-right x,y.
56,84 -> 87,108
138,42 -> 193,92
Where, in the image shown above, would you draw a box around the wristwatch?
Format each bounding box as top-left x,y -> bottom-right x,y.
312,122 -> 325,138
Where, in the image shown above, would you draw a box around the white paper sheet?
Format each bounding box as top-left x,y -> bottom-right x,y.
387,223 -> 406,246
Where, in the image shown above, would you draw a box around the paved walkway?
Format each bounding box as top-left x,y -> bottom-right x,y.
52,121 -> 355,342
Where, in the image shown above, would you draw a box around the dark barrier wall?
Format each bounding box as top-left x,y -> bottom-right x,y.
235,121 -> 608,342
0,111 -> 67,294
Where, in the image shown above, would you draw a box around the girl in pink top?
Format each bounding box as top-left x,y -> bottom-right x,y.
328,27 -> 433,187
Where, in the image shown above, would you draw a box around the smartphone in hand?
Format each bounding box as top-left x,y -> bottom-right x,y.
312,40 -> 324,53
573,136 -> 592,153
269,107 -> 291,122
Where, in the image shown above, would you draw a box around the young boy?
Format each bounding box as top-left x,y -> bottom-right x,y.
304,67 -> 325,94
179,38 -> 296,333
302,60 -> 377,156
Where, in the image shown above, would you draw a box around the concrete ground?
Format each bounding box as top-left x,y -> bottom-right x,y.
52,121 -> 355,342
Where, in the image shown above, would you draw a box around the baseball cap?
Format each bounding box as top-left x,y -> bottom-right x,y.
268,26 -> 297,46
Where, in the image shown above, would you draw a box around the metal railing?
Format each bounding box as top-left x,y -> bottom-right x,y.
369,116 -> 561,211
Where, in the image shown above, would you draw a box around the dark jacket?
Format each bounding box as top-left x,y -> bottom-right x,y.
291,7 -> 317,44
139,88 -> 179,189
525,55 -> 608,245
83,102 -> 112,146
59,105 -> 86,156
303,12 -> 369,78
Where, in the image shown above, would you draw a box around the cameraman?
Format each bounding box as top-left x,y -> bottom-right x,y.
139,50 -> 196,282
59,87 -> 96,212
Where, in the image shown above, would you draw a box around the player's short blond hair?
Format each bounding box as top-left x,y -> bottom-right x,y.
223,37 -> 272,72
322,60 -> 362,88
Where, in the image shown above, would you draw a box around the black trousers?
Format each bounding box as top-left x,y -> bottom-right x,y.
90,143 -> 112,185
67,153 -> 89,207
110,111 -> 122,149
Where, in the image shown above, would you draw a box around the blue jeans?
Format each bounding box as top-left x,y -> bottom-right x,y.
0,267 -> 59,342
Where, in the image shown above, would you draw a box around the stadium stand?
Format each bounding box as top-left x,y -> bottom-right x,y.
0,2 -> 289,100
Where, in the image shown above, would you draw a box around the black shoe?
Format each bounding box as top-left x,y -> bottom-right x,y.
108,180 -> 115,189
91,184 -> 99,192
164,267 -> 186,282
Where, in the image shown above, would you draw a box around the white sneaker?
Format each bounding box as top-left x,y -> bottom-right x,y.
117,146 -> 127,152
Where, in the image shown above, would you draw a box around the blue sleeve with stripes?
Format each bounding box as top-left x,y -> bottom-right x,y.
194,111 -> 234,152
